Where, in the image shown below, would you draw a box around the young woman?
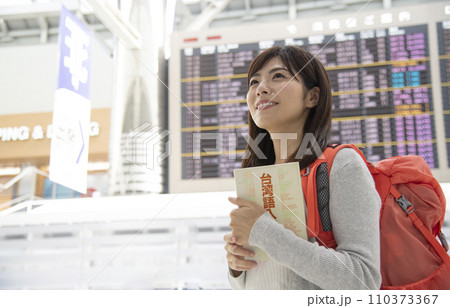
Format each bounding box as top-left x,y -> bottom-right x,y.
224,46 -> 381,290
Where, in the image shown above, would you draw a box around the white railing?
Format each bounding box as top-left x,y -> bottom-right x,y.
0,166 -> 51,213
0,217 -> 231,289
0,192 -> 234,290
0,187 -> 448,290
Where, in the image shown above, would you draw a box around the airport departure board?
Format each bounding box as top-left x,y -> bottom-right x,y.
170,2 -> 450,192
180,24 -> 437,179
438,20 -> 450,168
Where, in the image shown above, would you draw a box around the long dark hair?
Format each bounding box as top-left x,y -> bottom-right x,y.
242,45 -> 332,170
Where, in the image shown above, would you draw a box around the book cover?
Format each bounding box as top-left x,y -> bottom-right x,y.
233,162 -> 308,261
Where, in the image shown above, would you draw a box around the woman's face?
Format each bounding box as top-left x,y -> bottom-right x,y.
246,56 -> 315,134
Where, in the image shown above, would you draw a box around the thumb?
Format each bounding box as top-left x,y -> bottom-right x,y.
228,196 -> 252,208
228,196 -> 241,206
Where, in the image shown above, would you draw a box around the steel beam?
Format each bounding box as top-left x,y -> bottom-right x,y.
37,16 -> 48,43
288,0 -> 297,20
185,0 -> 232,31
0,0 -> 79,20
0,23 -> 107,39
0,18 -> 9,36
212,0 -> 371,20
84,0 -> 141,49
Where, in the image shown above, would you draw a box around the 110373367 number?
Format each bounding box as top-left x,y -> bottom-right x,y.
368,294 -> 438,305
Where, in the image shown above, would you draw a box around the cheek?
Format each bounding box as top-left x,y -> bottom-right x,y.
246,92 -> 255,112
281,82 -> 299,94
280,80 -> 303,93
246,90 -> 252,101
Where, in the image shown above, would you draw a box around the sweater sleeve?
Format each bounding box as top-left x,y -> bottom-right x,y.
228,269 -> 246,289
248,149 -> 382,290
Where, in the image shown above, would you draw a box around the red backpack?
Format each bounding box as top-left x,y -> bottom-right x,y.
301,144 -> 450,289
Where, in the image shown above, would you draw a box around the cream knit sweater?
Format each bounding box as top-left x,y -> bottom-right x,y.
228,148 -> 382,290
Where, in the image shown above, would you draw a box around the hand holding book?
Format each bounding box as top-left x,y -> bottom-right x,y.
224,233 -> 257,276
228,196 -> 266,246
231,162 -> 308,261
225,197 -> 266,276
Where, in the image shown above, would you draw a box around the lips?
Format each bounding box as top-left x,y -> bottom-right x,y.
256,99 -> 279,111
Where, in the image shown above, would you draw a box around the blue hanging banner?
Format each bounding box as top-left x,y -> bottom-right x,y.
50,6 -> 93,194
57,5 -> 92,98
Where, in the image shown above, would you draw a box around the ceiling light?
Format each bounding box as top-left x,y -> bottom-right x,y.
286,24 -> 297,35
312,22 -> 323,32
381,13 -> 393,24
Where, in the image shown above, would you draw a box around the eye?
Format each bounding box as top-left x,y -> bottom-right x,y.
273,72 -> 286,79
249,79 -> 259,86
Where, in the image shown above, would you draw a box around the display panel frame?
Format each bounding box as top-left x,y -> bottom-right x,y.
169,1 -> 450,193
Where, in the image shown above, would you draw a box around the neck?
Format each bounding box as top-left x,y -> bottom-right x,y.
270,130 -> 303,165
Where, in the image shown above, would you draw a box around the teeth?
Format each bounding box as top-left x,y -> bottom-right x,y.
258,102 -> 277,110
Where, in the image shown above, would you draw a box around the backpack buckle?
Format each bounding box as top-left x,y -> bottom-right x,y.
439,232 -> 449,252
302,166 -> 310,176
395,195 -> 414,214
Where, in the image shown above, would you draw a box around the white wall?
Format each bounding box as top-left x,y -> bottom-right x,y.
0,41 -> 114,115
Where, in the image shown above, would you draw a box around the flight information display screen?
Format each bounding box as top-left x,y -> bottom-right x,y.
181,44 -> 256,179
437,20 -> 450,168
180,23 -> 437,180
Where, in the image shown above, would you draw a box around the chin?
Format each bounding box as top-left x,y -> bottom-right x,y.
255,122 -> 274,133
253,116 -> 272,128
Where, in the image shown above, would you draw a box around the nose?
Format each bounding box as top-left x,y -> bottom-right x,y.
256,80 -> 271,96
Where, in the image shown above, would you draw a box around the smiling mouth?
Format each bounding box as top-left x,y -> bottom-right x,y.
257,101 -> 278,111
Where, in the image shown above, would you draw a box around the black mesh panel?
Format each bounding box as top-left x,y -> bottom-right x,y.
316,163 -> 332,232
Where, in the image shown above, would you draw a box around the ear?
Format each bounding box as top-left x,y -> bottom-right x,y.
306,87 -> 320,108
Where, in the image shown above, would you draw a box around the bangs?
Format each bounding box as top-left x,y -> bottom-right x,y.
246,46 -> 312,89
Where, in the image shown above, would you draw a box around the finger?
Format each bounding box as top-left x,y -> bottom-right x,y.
229,208 -> 241,222
224,242 -> 240,254
228,260 -> 256,272
230,244 -> 255,258
223,234 -> 237,243
228,196 -> 250,207
231,265 -> 255,272
228,196 -> 239,206
229,255 -> 258,269
229,263 -> 253,272
235,237 -> 248,246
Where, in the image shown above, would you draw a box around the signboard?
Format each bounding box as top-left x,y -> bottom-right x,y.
49,6 -> 93,194
0,109 -> 109,165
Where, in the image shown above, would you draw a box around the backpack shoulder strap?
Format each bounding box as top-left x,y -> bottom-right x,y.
300,143 -> 374,244
322,143 -> 375,177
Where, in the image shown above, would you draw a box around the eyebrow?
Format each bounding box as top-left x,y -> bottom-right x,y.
250,67 -> 290,79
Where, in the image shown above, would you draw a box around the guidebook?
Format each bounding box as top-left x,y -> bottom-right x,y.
233,162 -> 308,261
